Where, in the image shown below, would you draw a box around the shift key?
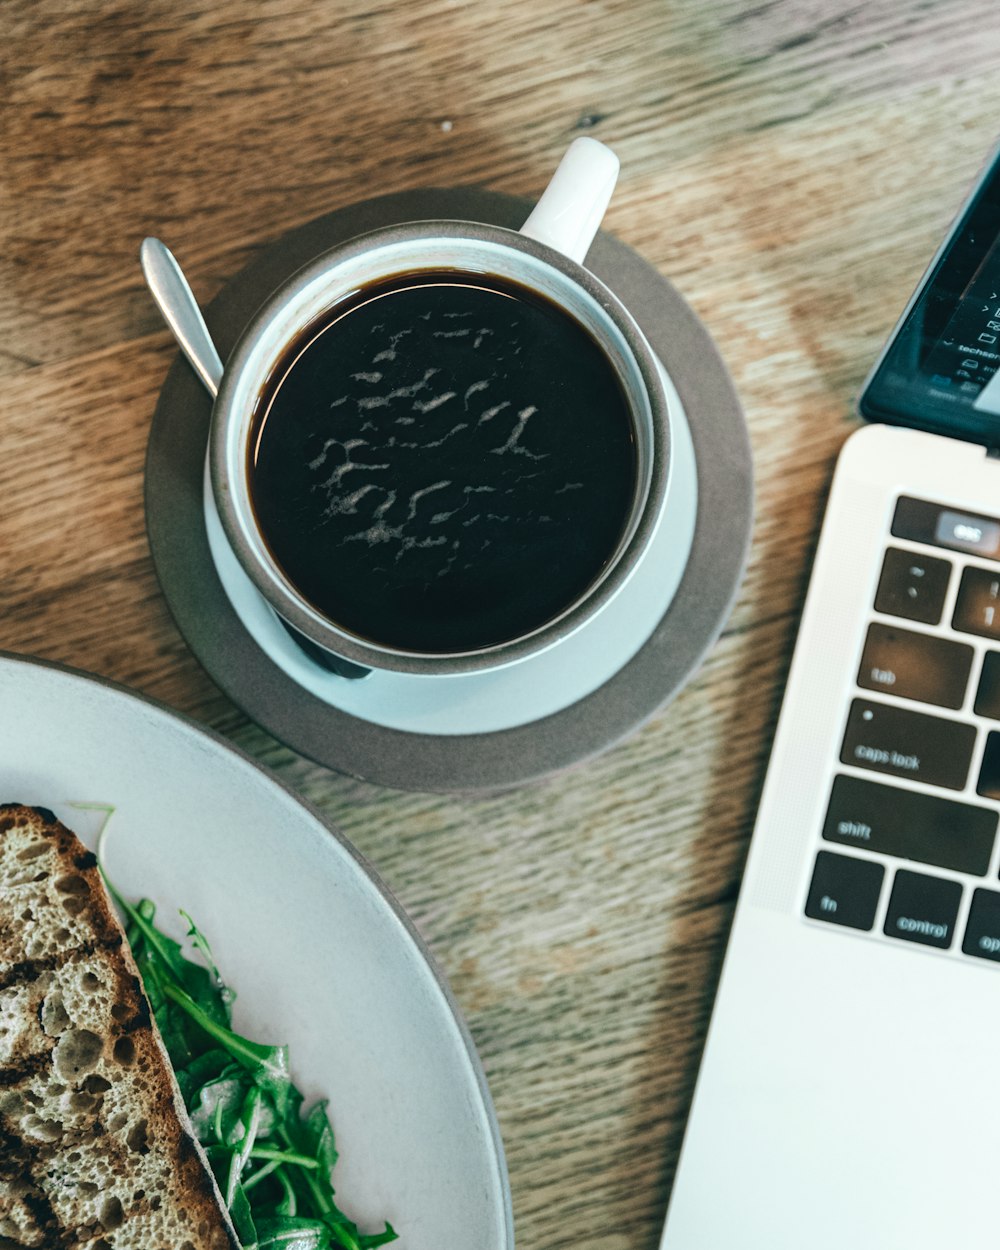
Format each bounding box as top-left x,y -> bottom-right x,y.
841,698 -> 977,791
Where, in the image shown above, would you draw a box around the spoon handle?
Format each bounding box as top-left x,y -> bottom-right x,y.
140,237 -> 225,399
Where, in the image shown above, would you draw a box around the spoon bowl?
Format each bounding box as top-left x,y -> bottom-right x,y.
140,238 -> 224,399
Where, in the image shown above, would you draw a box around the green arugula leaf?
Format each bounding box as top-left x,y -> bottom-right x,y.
274,1166 -> 298,1217
189,1075 -> 251,1144
175,1048 -> 232,1104
180,908 -> 227,986
298,1101 -> 338,1174
161,981 -> 293,1114
227,1088 -> 264,1206
228,1179 -> 260,1250
250,1147 -> 318,1169
106,884 -> 231,1028
357,1227 -> 398,1250
103,873 -> 398,1249
255,1217 -> 329,1249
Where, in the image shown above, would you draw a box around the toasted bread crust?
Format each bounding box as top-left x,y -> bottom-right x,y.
0,805 -> 241,1250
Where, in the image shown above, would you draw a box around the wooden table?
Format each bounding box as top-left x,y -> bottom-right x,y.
4,3 -> 999,1245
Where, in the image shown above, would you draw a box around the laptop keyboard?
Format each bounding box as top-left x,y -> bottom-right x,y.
805,493 -> 1000,960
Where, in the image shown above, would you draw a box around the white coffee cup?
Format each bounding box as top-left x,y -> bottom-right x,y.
210,138 -> 673,677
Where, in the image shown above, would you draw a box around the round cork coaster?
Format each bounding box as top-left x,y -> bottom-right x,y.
145,188 -> 752,792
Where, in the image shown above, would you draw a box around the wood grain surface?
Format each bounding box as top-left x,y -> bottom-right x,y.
3,2 -> 1000,1246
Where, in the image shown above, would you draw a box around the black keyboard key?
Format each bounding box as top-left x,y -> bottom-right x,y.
884,869 -> 962,949
841,698 -> 976,791
857,622 -> 972,709
975,652 -> 1000,720
953,566 -> 1000,641
874,546 -> 951,625
892,496 -> 1000,562
936,511 -> 1000,558
823,774 -> 997,876
805,850 -> 884,931
962,889 -> 1000,962
977,731 -> 1000,801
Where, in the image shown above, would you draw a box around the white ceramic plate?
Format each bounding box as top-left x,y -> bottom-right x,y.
0,651 -> 512,1250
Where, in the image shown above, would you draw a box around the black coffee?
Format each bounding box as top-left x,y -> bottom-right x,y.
249,272 -> 637,654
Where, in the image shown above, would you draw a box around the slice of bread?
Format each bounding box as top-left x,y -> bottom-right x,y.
0,804 -> 241,1250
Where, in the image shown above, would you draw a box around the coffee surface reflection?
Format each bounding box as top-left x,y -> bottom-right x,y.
249,272 -> 637,655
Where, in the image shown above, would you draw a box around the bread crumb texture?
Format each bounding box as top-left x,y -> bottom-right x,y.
0,805 -> 239,1250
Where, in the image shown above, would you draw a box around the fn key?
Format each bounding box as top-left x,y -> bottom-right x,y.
805,850 -> 885,931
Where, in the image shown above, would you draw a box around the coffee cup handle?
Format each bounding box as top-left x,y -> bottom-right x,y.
519,137 -> 620,265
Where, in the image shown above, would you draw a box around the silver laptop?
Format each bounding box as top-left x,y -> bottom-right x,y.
660,141 -> 1000,1247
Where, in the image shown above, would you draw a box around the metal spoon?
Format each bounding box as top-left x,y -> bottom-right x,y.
140,237 -> 224,399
